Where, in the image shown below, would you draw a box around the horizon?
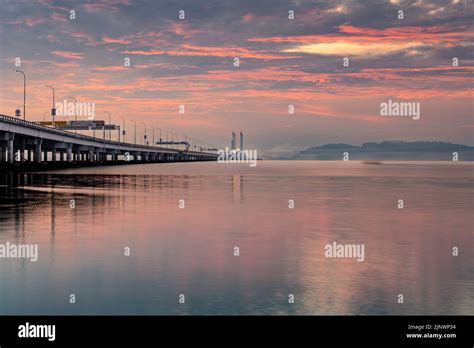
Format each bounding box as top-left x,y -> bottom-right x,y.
0,0 -> 473,157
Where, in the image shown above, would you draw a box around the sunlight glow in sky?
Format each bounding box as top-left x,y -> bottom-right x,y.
0,0 -> 472,156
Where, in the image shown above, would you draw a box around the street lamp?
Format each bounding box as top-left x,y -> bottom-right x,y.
171,132 -> 175,150
69,96 -> 77,134
15,70 -> 26,120
151,126 -> 156,147
140,123 -> 147,145
104,111 -> 111,140
119,115 -> 125,142
130,120 -> 137,144
46,85 -> 55,127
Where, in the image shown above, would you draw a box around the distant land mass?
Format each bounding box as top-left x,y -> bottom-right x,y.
278,141 -> 474,161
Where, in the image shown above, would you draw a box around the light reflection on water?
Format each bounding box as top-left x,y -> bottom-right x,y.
0,161 -> 472,315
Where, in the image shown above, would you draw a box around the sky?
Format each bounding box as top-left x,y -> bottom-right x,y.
0,0 -> 473,156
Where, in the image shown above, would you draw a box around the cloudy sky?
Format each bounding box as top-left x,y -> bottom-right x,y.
0,0 -> 472,155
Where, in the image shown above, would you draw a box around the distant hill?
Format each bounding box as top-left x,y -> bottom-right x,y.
289,141 -> 474,161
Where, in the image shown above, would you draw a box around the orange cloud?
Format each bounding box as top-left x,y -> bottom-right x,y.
101,35 -> 132,44
168,22 -> 202,38
249,24 -> 473,45
122,44 -> 300,60
169,44 -> 301,60
51,51 -> 84,59
93,66 -> 128,71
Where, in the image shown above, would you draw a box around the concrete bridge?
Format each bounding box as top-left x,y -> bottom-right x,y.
0,114 -> 218,165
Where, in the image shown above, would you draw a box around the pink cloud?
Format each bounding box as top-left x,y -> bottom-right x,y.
50,13 -> 67,23
82,0 -> 131,12
101,35 -> 132,44
51,51 -> 84,59
168,22 -> 202,38
93,66 -> 128,71
121,50 -> 166,56
242,13 -> 255,23
248,24 -> 473,45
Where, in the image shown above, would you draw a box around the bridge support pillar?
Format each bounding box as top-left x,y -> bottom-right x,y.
7,139 -> 14,163
6,132 -> 15,163
66,145 -> 73,162
0,144 -> 5,162
52,148 -> 57,162
20,143 -> 25,162
34,139 -> 42,163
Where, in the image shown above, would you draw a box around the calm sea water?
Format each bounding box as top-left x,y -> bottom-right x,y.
0,161 -> 472,315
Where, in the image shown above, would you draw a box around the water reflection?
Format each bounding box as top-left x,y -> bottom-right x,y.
0,162 -> 472,315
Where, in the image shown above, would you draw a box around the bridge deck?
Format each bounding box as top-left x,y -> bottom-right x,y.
0,114 -> 217,165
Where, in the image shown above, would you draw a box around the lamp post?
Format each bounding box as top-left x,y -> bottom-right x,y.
46,85 -> 55,127
119,115 -> 125,142
131,120 -> 137,144
15,70 -> 26,120
104,111 -> 112,140
140,122 -> 147,145
153,127 -> 162,146
171,132 -> 177,149
69,96 -> 77,134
